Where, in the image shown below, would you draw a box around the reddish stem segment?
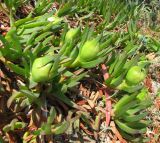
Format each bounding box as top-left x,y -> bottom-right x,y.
101,64 -> 109,79
101,64 -> 111,127
104,89 -> 111,127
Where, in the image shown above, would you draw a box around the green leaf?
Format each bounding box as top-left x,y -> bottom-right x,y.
123,84 -> 143,93
35,32 -> 52,44
11,122 -> 26,130
3,119 -> 26,132
57,2 -> 76,17
47,107 -> 57,124
63,71 -> 74,77
109,52 -> 119,74
100,33 -> 118,49
0,35 -> 10,50
115,100 -> 139,118
5,27 -> 22,52
6,62 -> 25,77
26,32 -> 38,46
79,26 -> 94,49
7,91 -> 23,108
111,52 -> 128,77
15,17 -> 33,27
42,35 -> 54,46
32,43 -> 43,56
51,121 -> 70,135
41,123 -> 52,135
22,21 -> 49,29
3,125 -> 11,132
20,89 -> 42,106
124,55 -> 140,70
53,91 -> 80,109
20,90 -> 39,99
20,26 -> 45,35
66,72 -> 87,86
110,73 -> 126,87
122,112 -> 148,122
80,57 -> 106,68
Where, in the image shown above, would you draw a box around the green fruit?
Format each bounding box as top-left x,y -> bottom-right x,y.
126,66 -> 146,85
70,38 -> 100,68
79,38 -> 100,62
31,56 -> 56,82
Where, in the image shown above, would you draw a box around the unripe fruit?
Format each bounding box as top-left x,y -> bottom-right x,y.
126,66 -> 146,85
70,38 -> 100,68
31,56 -> 56,82
79,38 -> 100,62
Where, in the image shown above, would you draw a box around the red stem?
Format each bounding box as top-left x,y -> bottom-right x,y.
104,89 -> 111,127
101,64 -> 111,127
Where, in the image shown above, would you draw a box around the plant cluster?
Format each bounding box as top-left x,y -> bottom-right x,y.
0,0 -> 159,142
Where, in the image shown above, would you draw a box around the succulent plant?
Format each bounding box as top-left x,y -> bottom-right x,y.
64,27 -> 80,43
31,55 -> 58,82
0,0 -> 155,142
70,38 -> 100,67
113,91 -> 151,142
126,66 -> 146,85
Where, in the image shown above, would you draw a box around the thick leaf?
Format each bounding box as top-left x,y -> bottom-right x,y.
111,52 -> 128,77
57,2 -> 76,17
7,91 -> 23,108
47,107 -> 57,124
51,121 -> 70,135
80,57 -> 106,68
7,62 -> 25,77
35,32 -> 52,44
